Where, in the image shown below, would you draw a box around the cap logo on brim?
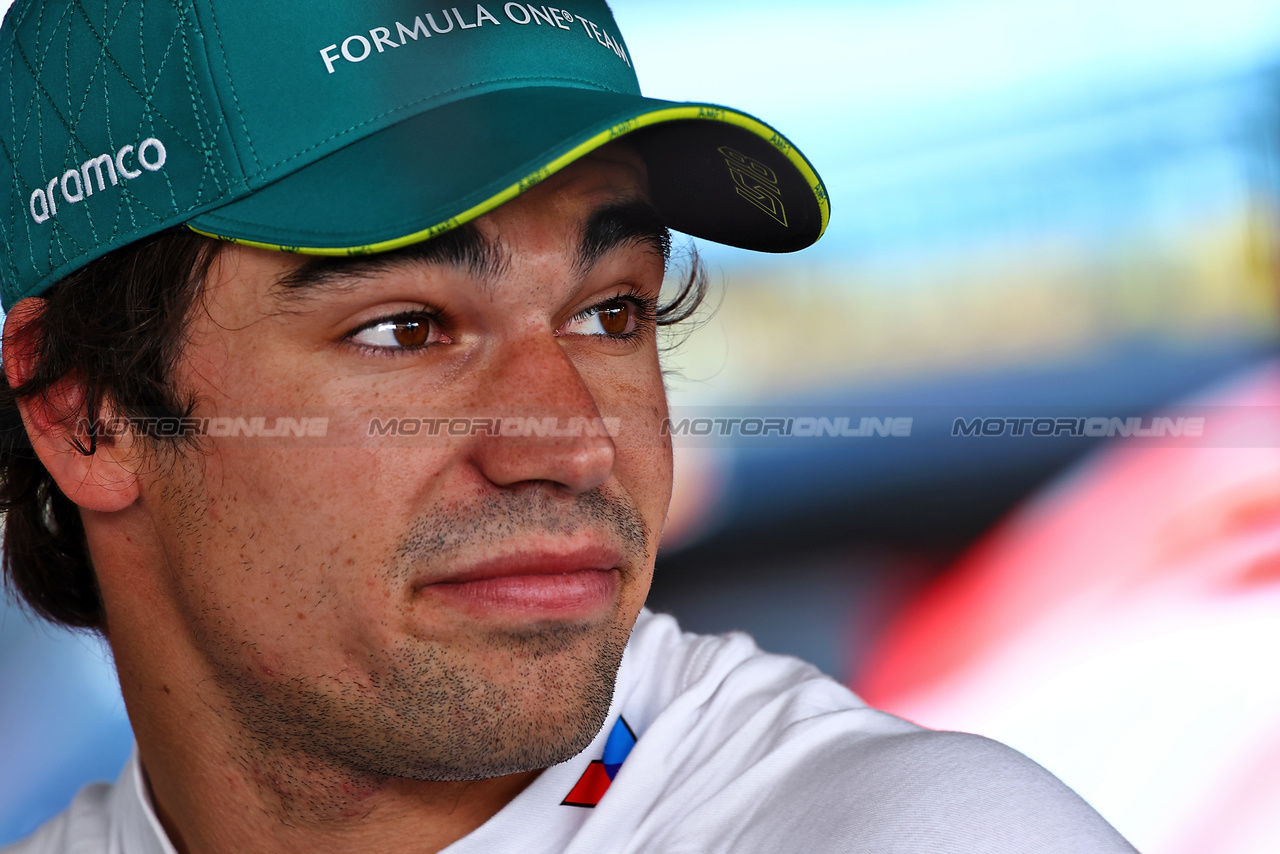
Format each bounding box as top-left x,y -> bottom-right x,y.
720,147 -> 788,228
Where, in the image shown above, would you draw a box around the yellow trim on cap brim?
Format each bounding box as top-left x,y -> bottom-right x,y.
187,105 -> 829,255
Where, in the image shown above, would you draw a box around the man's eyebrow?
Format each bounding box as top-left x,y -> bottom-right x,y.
576,198 -> 671,275
271,200 -> 668,297
272,223 -> 508,297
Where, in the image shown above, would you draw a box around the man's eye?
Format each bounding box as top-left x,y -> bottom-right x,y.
350,314 -> 446,350
563,301 -> 636,337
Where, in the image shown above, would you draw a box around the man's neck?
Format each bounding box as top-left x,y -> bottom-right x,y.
110,619 -> 540,854
135,725 -> 540,854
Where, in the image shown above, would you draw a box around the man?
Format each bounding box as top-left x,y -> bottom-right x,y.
0,1 -> 1136,852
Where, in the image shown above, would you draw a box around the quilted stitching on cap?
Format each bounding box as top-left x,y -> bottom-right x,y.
0,0 -> 236,305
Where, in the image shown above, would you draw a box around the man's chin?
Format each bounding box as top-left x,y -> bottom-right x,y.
379,622 -> 625,780
220,616 -> 628,796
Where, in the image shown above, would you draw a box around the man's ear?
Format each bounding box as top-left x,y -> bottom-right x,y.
3,297 -> 140,512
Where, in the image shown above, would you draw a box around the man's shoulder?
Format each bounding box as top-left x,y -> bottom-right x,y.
623,609 -> 909,741
612,613 -> 1138,853
1,782 -> 115,854
625,608 -> 854,710
766,729 -> 1139,852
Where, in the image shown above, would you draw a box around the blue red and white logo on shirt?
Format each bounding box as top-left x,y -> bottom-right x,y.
561,717 -> 637,808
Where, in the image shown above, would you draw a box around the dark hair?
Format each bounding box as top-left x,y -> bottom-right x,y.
0,227 -> 708,634
0,228 -> 222,632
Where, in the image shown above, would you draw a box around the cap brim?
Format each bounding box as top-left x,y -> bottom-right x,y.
187,87 -> 828,256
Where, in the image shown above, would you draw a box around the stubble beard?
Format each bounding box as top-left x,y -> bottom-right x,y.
215,614 -> 630,787
167,472 -> 649,816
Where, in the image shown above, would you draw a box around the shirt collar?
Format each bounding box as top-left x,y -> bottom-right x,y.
104,612 -> 654,853
111,749 -> 179,854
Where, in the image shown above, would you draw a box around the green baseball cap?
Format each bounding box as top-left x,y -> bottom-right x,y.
0,0 -> 829,310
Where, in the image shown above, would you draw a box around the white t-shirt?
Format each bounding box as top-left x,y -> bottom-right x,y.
5,610 -> 1137,853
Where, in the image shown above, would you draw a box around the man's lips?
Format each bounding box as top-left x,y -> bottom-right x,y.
414,546 -> 623,614
419,545 -> 624,586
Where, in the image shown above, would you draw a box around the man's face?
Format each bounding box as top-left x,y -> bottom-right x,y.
130,148 -> 673,784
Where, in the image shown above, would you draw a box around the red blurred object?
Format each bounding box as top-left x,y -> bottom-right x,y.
857,361 -> 1280,854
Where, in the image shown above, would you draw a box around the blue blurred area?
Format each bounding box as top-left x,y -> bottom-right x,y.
646,338 -> 1275,685
616,0 -> 1280,269
824,75 -> 1275,262
0,599 -> 132,844
694,337 -> 1273,538
628,0 -> 1280,680
4,0 -> 1280,844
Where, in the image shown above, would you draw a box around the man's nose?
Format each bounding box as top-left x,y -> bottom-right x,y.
468,335 -> 617,495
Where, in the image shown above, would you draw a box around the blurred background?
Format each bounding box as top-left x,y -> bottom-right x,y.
4,0 -> 1280,851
